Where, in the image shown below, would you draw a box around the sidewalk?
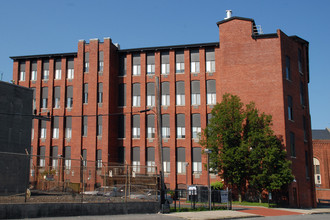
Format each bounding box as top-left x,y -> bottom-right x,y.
166,206 -> 330,220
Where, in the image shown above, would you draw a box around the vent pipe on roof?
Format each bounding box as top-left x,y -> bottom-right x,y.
225,10 -> 232,19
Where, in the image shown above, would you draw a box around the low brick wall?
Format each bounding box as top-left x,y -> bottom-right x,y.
0,202 -> 160,219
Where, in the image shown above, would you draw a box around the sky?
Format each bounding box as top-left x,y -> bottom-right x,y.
0,0 -> 329,129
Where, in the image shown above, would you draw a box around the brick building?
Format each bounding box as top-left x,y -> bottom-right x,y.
312,128 -> 330,203
10,15 -> 315,207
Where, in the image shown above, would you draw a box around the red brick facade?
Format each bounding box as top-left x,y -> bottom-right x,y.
312,129 -> 330,202
11,16 -> 315,207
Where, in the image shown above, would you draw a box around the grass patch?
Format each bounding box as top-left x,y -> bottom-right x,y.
232,201 -> 276,208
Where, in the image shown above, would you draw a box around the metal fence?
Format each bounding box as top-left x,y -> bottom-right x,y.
168,189 -> 232,211
0,153 -> 159,204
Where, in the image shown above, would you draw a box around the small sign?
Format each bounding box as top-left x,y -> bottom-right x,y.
221,190 -> 228,203
269,192 -> 272,200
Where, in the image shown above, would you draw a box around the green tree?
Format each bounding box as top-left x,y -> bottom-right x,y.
200,93 -> 248,202
201,94 -> 294,202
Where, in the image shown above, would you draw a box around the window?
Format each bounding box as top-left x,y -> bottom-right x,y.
132,115 -> 140,138
288,95 -> 293,120
147,147 -> 156,173
82,116 -> 88,137
32,88 -> 36,111
65,146 -> 71,170
313,157 -> 321,184
176,147 -> 186,174
303,116 -> 307,141
176,114 -> 185,139
147,114 -> 155,138
65,116 -> 72,139
31,61 -> 37,81
300,81 -> 305,106
191,81 -> 201,105
67,58 -> 74,79
83,83 -> 88,104
161,51 -> 170,74
40,120 -> 47,139
162,147 -> 170,173
176,50 -> 185,73
118,83 -> 126,107
98,51 -> 104,72
190,49 -> 200,73
53,87 -> 60,108
162,114 -> 170,138
31,119 -> 34,140
82,149 -> 87,167
55,59 -> 62,80
97,116 -> 102,136
66,86 -> 73,108
39,146 -> 46,168
176,81 -> 185,106
206,48 -> 215,72
119,55 -> 126,76
132,83 -> 141,107
298,48 -> 303,74
285,56 -> 291,80
118,115 -> 126,138
98,83 -> 103,104
52,116 -> 59,139
192,114 -> 201,139
84,52 -> 89,72
132,147 -> 140,173
19,62 -> 26,81
146,82 -> 155,107
161,82 -> 170,106
147,52 -> 155,75
207,113 -> 213,125
207,80 -> 216,105
42,60 -> 49,80
97,149 -> 102,169
192,147 -> 202,173
132,54 -> 141,76
290,132 -> 295,157
41,87 -> 48,109
52,146 -> 58,168
305,151 -> 310,179
118,147 -> 125,164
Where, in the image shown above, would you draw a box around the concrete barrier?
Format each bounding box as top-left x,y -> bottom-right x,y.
0,202 -> 160,219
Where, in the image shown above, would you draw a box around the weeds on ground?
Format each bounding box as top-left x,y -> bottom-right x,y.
170,206 -> 227,212
232,201 -> 276,208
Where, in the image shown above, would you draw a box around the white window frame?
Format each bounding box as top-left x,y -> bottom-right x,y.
162,127 -> 170,139
43,70 -> 49,80
147,95 -> 155,107
177,161 -> 186,174
162,95 -> 170,106
84,62 -> 89,72
55,69 -> 61,80
53,128 -> 59,139
133,65 -> 141,76
52,158 -> 58,169
66,97 -> 73,108
54,98 -> 60,109
40,128 -> 46,139
42,98 -> 48,109
31,70 -> 37,81
176,94 -> 185,106
31,128 -> 34,140
191,93 -> 201,105
132,161 -> 140,173
39,158 -> 45,168
161,63 -> 170,75
190,61 -> 200,73
193,162 -> 202,173
163,161 -> 170,173
147,127 -> 155,139
132,127 -> 140,139
176,127 -> 185,139
67,68 -> 74,79
147,64 -> 155,75
206,60 -> 215,73
192,127 -> 201,139
99,61 -> 104,72
19,71 -> 26,81
207,93 -> 216,105
97,124 -> 102,136
176,62 -> 184,73
97,159 -> 102,169
65,159 -> 71,170
65,128 -> 72,139
147,161 -> 156,173
132,95 -> 141,107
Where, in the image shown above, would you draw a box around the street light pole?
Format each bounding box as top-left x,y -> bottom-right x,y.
204,149 -> 212,211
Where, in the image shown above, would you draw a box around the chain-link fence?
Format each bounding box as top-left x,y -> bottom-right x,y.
0,152 -> 159,204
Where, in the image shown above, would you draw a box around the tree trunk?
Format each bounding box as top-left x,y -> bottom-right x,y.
238,193 -> 242,203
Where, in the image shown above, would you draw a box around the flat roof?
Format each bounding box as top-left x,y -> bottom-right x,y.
10,52 -> 77,61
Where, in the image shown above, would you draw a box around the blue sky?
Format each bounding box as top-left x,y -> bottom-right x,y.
0,0 -> 329,129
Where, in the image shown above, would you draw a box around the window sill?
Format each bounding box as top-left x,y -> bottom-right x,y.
175,72 -> 185,74
290,156 -> 296,159
176,138 -> 186,140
